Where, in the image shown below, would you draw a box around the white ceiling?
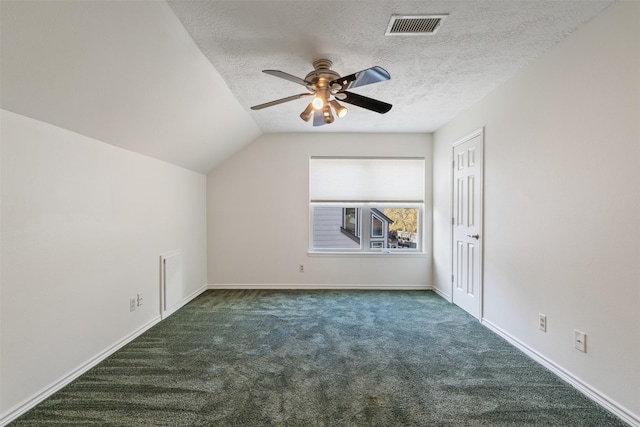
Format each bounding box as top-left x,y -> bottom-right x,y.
1,1 -> 615,173
168,0 -> 614,133
1,0 -> 261,173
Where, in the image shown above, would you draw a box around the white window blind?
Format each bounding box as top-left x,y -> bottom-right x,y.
309,157 -> 425,202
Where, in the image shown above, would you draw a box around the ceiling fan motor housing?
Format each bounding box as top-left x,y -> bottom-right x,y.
304,59 -> 341,92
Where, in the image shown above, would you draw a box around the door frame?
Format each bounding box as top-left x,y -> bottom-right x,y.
450,127 -> 484,320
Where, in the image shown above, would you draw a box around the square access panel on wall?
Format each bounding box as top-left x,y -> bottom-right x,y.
160,250 -> 182,319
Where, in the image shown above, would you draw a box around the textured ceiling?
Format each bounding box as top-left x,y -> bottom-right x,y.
169,0 -> 614,133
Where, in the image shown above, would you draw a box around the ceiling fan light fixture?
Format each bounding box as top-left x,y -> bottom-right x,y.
330,100 -> 348,118
300,102 -> 314,122
251,59 -> 392,126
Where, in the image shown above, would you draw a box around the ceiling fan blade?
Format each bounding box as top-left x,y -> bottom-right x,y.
251,93 -> 312,110
313,110 -> 325,127
330,66 -> 390,91
339,91 -> 392,114
263,70 -> 312,86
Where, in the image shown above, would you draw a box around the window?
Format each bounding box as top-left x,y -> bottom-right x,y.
384,207 -> 419,249
342,207 -> 360,237
312,206 -> 360,249
311,204 -> 421,251
371,215 -> 384,237
309,157 -> 425,254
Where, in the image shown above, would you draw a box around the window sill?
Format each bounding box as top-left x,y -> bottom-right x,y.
308,251 -> 428,258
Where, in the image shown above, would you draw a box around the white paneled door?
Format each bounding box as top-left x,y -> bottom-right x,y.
451,129 -> 484,319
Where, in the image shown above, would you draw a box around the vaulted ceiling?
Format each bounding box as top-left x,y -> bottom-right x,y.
1,1 -> 614,173
168,0 -> 614,135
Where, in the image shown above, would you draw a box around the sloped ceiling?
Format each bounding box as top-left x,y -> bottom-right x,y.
1,1 -> 614,173
0,0 -> 261,174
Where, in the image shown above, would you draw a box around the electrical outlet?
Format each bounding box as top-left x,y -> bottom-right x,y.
129,297 -> 137,312
137,293 -> 144,306
538,313 -> 547,332
299,264 -> 304,273
574,329 -> 586,353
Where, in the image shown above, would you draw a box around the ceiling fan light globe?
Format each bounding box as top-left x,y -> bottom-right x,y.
312,96 -> 324,109
330,100 -> 348,118
300,103 -> 314,121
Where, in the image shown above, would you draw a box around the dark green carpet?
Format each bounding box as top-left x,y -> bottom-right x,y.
11,290 -> 624,426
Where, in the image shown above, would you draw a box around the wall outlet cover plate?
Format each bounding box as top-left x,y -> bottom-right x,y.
574,329 -> 586,352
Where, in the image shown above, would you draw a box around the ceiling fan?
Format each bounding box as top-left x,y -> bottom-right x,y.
251,59 -> 392,126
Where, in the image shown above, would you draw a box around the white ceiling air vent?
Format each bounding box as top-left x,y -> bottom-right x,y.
385,15 -> 448,36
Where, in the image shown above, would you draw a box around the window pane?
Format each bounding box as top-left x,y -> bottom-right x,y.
310,204 -> 421,253
312,206 -> 360,249
371,216 -> 383,237
343,208 -> 360,237
382,208 -> 419,249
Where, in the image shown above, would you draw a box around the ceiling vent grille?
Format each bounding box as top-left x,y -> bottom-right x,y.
385,15 -> 448,36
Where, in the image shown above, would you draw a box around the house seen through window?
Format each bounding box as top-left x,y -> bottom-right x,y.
309,157 -> 424,253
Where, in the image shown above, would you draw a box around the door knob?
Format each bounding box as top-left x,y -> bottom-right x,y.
467,234 -> 479,239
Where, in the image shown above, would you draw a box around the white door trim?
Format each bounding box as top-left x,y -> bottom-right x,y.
450,127 -> 484,320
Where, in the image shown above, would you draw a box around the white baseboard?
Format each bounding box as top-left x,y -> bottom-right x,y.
0,316 -> 160,426
432,286 -> 451,302
207,283 -> 433,291
482,319 -> 639,427
162,284 -> 208,319
0,284 -> 209,427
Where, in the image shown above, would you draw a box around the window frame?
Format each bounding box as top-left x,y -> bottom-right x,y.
309,156 -> 426,256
